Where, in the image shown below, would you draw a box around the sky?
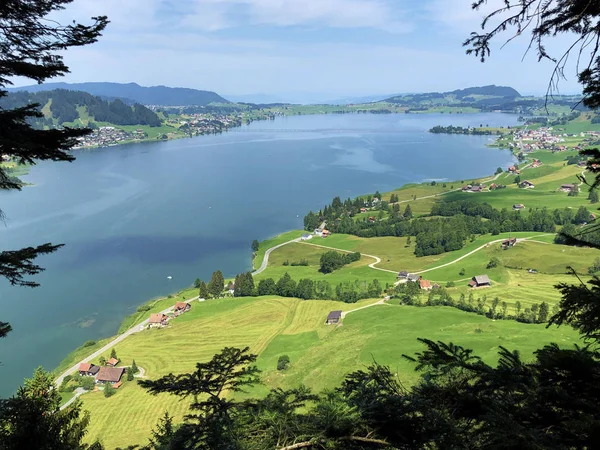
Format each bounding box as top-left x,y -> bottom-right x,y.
23,0 -> 584,101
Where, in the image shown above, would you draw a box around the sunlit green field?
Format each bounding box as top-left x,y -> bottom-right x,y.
77,296 -> 581,449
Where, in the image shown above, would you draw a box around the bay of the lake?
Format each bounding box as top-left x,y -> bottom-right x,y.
0,112 -> 518,395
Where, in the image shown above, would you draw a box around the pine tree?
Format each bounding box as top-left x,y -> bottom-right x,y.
589,189 -> 599,204
126,367 -> 134,382
132,360 -> 139,374
104,382 -> 115,398
0,0 -> 107,339
403,204 -> 413,218
198,281 -> 209,299
148,412 -> 175,450
538,301 -> 550,323
110,348 -> 117,360
207,270 -> 225,297
99,356 -> 106,366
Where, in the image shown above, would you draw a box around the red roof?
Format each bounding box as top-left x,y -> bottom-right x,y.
419,279 -> 431,289
79,363 -> 92,372
149,313 -> 167,324
107,358 -> 119,366
174,301 -> 189,311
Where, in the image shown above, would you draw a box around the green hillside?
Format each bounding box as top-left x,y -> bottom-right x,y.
73,296 -> 580,449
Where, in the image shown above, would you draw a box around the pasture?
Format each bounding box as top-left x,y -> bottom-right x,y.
77,296 -> 581,449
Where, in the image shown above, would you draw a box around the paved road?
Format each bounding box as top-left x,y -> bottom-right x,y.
252,238 -> 300,275
413,234 -> 553,275
55,297 -> 198,390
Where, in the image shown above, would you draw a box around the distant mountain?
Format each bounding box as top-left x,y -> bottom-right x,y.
385,85 -> 521,104
8,82 -> 229,106
225,93 -> 285,104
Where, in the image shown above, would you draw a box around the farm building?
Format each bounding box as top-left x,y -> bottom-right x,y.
96,367 -> 125,384
419,279 -> 432,291
174,301 -> 191,315
407,274 -> 420,283
322,230 -> 331,238
326,310 -> 342,325
78,363 -> 99,376
560,184 -> 576,192
106,358 -> 119,367
469,275 -> 492,288
397,270 -> 409,280
513,204 -> 525,210
502,237 -> 517,249
148,313 -> 168,328
519,180 -> 535,189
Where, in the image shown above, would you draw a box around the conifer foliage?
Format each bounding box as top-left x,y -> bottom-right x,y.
0,1 -> 107,338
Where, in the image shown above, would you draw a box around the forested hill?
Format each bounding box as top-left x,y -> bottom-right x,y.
0,89 -> 162,127
9,82 -> 229,106
383,85 -> 528,110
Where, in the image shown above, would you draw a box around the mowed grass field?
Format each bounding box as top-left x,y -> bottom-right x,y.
254,241 -> 397,285
78,296 -> 581,449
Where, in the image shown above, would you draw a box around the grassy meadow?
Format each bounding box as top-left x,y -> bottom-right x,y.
78,296 -> 581,449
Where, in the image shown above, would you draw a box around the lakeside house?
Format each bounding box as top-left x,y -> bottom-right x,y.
96,367 -> 125,384
148,313 -> 168,328
78,363 -> 100,376
174,301 -> 191,316
508,165 -> 517,173
419,279 -> 432,291
326,310 -> 342,325
560,184 -> 576,192
513,204 -> 525,210
519,180 -> 535,189
502,237 -> 517,249
227,282 -> 235,295
469,275 -> 492,288
106,358 -> 119,367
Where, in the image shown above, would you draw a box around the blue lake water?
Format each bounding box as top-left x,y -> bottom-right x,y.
0,113 -> 518,395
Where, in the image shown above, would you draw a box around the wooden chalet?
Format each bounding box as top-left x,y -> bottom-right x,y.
78,363 -> 100,376
519,180 -> 535,189
469,275 -> 492,288
96,367 -> 125,384
148,313 -> 168,328
560,184 -> 576,192
174,301 -> 191,316
419,279 -> 432,291
326,310 -> 342,325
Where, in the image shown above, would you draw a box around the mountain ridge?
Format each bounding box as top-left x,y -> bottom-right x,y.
8,82 -> 229,106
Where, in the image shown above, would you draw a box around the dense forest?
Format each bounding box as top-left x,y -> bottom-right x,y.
304,197 -> 591,256
0,89 -> 162,128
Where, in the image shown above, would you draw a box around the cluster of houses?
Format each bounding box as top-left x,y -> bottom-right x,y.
510,128 -> 566,153
78,358 -> 124,388
397,271 -> 492,289
147,301 -> 191,329
74,126 -> 136,149
462,184 -> 485,193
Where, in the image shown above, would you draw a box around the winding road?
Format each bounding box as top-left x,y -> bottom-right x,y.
55,297 -> 197,390
252,238 -> 301,275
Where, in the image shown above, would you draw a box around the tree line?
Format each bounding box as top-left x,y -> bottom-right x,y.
429,125 -> 498,135
319,250 -> 360,273
394,281 -> 551,324
305,196 -> 592,256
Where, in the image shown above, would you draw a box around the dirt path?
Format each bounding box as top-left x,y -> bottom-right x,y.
341,297 -> 389,318
299,241 -> 398,274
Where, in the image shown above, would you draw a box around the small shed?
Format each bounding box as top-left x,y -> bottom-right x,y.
560,184 -> 576,192
513,204 -> 525,210
502,237 -> 517,249
106,358 -> 119,367
469,275 -> 492,288
326,310 -> 342,325
397,270 -> 409,280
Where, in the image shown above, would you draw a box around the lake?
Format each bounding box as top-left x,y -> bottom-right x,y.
0,112 -> 518,395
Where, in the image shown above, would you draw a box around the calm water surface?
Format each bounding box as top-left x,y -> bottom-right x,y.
0,113 -> 518,395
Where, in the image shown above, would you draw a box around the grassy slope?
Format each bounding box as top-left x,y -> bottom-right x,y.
80,296 -> 580,449
252,230 -> 305,270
